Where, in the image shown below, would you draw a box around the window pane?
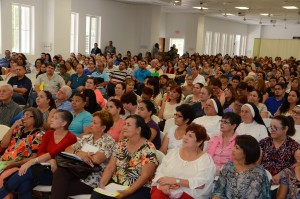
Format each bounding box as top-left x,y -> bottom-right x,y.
90,17 -> 97,49
12,5 -> 20,52
21,6 -> 30,53
85,16 -> 90,54
70,13 -> 75,52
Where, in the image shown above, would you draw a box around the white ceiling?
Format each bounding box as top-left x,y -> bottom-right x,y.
115,0 -> 300,26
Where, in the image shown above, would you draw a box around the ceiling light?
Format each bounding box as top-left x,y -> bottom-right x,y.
174,0 -> 180,2
283,6 -> 298,9
223,13 -> 233,16
260,13 -> 269,16
235,7 -> 249,10
193,7 -> 208,9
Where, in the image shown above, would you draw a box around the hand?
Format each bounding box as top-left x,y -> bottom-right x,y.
116,190 -> 130,199
12,119 -> 23,129
272,173 -> 281,185
157,176 -> 176,185
18,161 -> 32,176
158,184 -> 170,195
99,181 -> 106,189
77,151 -> 94,167
49,159 -> 57,173
4,161 -> 18,170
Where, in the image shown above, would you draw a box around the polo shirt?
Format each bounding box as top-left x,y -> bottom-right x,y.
110,69 -> 131,83
69,73 -> 88,89
91,71 -> 109,84
0,100 -> 23,126
134,68 -> 151,82
264,96 -> 285,116
68,111 -> 92,136
35,73 -> 65,94
8,75 -> 32,99
0,57 -> 11,67
56,100 -> 72,112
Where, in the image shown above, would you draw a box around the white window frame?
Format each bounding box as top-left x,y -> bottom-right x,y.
234,35 -> 241,56
212,32 -> 220,55
241,36 -> 247,55
204,31 -> 212,55
70,12 -> 79,54
12,3 -> 35,54
85,15 -> 101,55
0,0 -> 2,54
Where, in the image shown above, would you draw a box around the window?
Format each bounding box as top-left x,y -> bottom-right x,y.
234,35 -> 241,56
85,15 -> 101,55
204,31 -> 212,55
227,34 -> 235,56
0,0 -> 2,54
212,32 -> 220,55
12,3 -> 34,54
241,36 -> 247,55
70,12 -> 79,53
169,38 -> 184,56
220,33 -> 227,55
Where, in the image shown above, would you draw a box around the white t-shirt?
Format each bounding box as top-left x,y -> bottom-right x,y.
236,121 -> 268,142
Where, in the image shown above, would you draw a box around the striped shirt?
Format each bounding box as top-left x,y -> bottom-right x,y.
110,69 -> 131,83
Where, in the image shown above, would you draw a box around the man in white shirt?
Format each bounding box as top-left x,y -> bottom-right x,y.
182,66 -> 205,86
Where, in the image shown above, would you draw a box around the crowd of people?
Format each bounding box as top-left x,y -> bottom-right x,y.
0,43 -> 299,198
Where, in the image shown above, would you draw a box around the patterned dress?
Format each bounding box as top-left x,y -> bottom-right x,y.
279,168 -> 300,199
112,139 -> 158,187
72,133 -> 115,188
213,161 -> 271,199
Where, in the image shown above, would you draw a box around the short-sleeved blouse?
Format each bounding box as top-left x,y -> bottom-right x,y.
213,161 -> 271,199
147,120 -> 161,149
112,139 -> 158,187
167,126 -> 182,152
259,137 -> 300,175
163,102 -> 181,120
107,119 -> 125,142
279,167 -> 300,199
73,133 -> 115,188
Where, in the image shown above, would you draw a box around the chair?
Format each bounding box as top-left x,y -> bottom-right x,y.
69,195 -> 91,199
151,115 -> 160,124
265,169 -> 279,191
163,118 -> 177,134
0,125 -> 10,140
156,150 -> 165,164
32,185 -> 52,198
160,131 -> 165,143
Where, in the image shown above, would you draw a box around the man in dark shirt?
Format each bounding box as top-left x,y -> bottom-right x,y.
8,65 -> 32,105
91,43 -> 102,55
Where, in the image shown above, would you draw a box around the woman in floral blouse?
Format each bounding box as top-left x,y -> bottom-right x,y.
91,114 -> 158,199
51,110 -> 116,198
213,135 -> 271,199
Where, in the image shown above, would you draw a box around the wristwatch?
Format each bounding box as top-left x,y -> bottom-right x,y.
176,178 -> 180,185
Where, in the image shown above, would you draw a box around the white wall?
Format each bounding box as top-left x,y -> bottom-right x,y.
246,25 -> 262,57
261,24 -> 300,39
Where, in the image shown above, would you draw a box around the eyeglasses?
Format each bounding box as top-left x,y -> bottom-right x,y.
219,119 -> 231,124
174,113 -> 183,118
22,115 -> 34,119
267,126 -> 283,132
292,110 -> 300,116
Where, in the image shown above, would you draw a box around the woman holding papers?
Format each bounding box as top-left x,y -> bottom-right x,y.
0,110 -> 77,199
91,115 -> 158,199
151,123 -> 216,199
51,110 -> 116,198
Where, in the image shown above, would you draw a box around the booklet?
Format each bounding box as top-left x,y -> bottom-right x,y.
94,183 -> 130,197
60,152 -> 82,161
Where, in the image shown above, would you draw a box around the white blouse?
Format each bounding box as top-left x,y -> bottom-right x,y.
163,102 -> 181,120
152,148 -> 216,198
291,125 -> 300,143
236,121 -> 268,142
193,115 -> 221,138
167,126 -> 182,152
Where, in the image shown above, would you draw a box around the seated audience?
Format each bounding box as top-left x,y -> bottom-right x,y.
223,86 -> 236,110
160,104 -> 196,154
138,100 -> 161,149
68,93 -> 92,136
264,83 -> 286,116
106,99 -> 125,142
274,90 -> 300,116
121,91 -> 138,116
152,123 -> 216,199
84,59 -> 96,75
108,82 -> 126,101
259,116 -> 300,193
67,64 -> 88,95
248,90 -> 269,118
291,105 -> 300,143
193,98 -> 223,138
55,85 -> 72,112
236,103 -> 268,142
184,83 -> 203,106
206,112 -> 241,174
90,115 -> 158,199
0,110 -> 77,199
58,64 -> 71,84
51,110 -> 116,198
212,135 -> 270,199
0,84 -> 22,126
5,61 -> 17,81
182,66 -> 205,86
85,77 -> 106,109
91,62 -> 109,95
82,89 -> 101,114
181,75 -> 194,97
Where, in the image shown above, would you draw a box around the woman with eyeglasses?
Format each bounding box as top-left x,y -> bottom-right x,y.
213,135 -> 270,199
259,115 -> 300,197
236,103 -> 268,142
291,105 -> 300,143
206,112 -> 241,175
181,75 -> 194,97
247,90 -> 269,118
274,90 -> 300,117
160,104 -> 196,154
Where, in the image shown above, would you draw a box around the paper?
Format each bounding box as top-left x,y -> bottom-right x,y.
0,161 -> 7,173
94,183 -> 129,197
60,152 -> 82,161
81,143 -> 99,153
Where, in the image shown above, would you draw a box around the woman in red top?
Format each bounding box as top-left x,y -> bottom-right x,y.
0,110 -> 77,199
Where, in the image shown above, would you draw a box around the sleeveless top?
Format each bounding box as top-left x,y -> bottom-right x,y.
167,126 -> 182,152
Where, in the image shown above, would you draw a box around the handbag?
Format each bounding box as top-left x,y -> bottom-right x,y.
55,152 -> 102,179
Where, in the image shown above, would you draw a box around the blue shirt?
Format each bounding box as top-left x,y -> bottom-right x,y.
91,71 -> 109,82
84,69 -> 96,76
69,73 -> 88,89
8,75 -> 32,99
68,111 -> 92,136
134,68 -> 151,82
0,57 -> 11,67
264,96 -> 285,116
56,100 -> 72,112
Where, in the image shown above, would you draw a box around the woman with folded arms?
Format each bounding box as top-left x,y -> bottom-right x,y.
51,110 -> 116,198
90,115 -> 158,199
0,110 -> 77,199
151,123 -> 215,199
212,135 -> 271,199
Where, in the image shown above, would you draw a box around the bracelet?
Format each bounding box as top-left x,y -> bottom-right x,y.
33,157 -> 39,164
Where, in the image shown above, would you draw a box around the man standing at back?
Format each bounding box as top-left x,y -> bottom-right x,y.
8,65 -> 32,105
91,43 -> 102,56
0,84 -> 22,126
104,41 -> 116,55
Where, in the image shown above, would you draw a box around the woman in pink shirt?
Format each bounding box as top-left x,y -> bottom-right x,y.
206,112 -> 241,175
106,99 -> 125,142
85,77 -> 106,109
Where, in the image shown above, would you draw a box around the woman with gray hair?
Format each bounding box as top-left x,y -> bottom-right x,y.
55,85 -> 72,112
